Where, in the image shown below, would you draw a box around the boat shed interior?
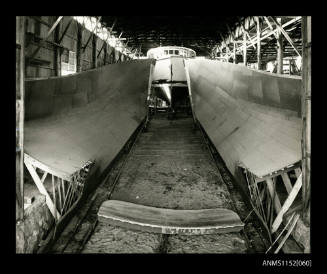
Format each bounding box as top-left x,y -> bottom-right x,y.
16,16 -> 311,256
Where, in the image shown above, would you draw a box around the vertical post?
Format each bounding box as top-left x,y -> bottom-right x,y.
92,34 -> 97,68
243,31 -> 247,66
103,43 -> 107,65
16,16 -> 25,222
76,22 -> 83,72
233,41 -> 236,64
16,16 -> 25,253
301,16 -> 311,219
276,17 -> 283,74
256,17 -> 262,70
54,16 -> 61,76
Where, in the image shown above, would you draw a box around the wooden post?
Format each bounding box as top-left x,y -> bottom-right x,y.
76,23 -> 83,72
92,34 -> 97,68
243,32 -> 247,66
54,16 -> 61,76
16,16 -> 25,222
233,41 -> 236,64
103,43 -> 107,65
256,17 -> 261,70
301,16 -> 311,216
276,18 -> 283,74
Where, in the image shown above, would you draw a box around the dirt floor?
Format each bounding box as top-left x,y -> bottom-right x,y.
82,113 -> 249,253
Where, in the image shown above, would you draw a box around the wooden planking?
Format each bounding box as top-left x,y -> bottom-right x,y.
98,200 -> 244,235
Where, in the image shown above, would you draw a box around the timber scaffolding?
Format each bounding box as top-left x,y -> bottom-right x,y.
212,16 -> 302,72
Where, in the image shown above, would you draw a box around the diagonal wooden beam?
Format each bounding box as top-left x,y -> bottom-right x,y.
263,16 -> 278,39
58,17 -> 73,44
270,16 -> 301,57
97,30 -> 111,58
82,16 -> 102,52
28,16 -> 63,61
41,172 -> 48,184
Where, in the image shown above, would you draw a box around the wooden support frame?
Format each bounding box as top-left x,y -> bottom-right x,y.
219,17 -> 301,61
24,153 -> 94,221
271,173 -> 302,233
244,163 -> 306,252
24,159 -> 61,219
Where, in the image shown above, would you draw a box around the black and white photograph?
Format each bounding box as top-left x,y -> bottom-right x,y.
15,15 -> 311,260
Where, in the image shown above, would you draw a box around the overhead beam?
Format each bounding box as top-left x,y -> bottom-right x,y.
220,17 -> 300,54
